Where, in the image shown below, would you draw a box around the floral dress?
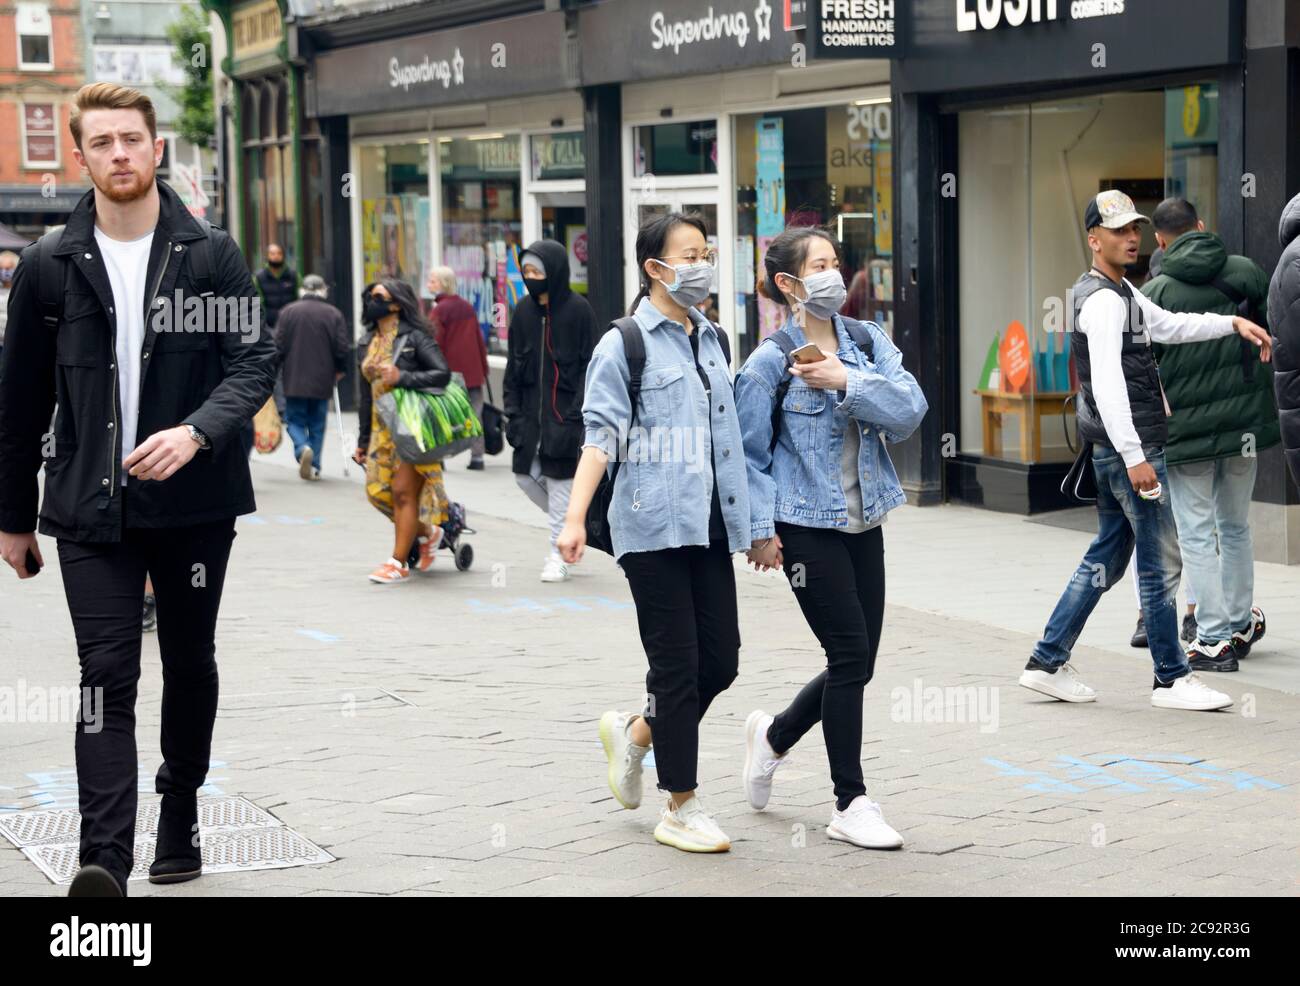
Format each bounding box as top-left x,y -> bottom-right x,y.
360,321 -> 449,528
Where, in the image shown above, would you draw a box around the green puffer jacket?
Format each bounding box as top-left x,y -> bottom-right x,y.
1144,231 -> 1279,466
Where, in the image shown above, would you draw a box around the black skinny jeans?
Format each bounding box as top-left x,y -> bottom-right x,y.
619,540 -> 740,793
767,523 -> 885,811
57,514 -> 237,882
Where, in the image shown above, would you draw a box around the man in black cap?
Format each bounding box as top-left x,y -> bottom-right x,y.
1019,189 -> 1271,713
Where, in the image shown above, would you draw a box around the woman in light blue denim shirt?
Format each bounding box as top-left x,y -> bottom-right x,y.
733,227 -> 928,851
556,213 -> 750,854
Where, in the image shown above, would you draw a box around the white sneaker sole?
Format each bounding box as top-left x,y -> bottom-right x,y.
1151,691 -> 1232,712
598,712 -> 639,810
743,709 -> 772,811
654,820 -> 730,853
367,572 -> 410,584
539,570 -> 569,583
1018,671 -> 1096,703
826,821 -> 904,850
298,447 -> 313,480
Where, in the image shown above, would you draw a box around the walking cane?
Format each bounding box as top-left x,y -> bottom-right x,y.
333,381 -> 350,478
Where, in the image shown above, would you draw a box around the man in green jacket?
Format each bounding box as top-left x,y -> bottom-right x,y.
1143,198 -> 1278,672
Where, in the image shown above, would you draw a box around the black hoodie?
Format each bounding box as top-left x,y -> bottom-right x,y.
1268,192 -> 1300,486
503,239 -> 599,479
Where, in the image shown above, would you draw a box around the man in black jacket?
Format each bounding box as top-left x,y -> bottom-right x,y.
503,239 -> 598,582
254,243 -> 297,331
1269,192 -> 1300,489
0,84 -> 276,897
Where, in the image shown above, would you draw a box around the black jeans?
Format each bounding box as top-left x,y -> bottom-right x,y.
57,515 -> 237,881
768,523 -> 885,811
620,540 -> 740,793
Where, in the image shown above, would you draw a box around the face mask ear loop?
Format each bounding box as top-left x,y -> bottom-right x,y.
649,258 -> 678,291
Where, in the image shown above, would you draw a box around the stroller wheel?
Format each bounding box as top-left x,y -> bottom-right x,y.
406,542 -> 421,569
454,542 -> 474,571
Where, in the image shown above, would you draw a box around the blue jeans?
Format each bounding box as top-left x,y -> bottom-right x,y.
285,396 -> 328,471
1032,444 -> 1189,683
1167,455 -> 1257,644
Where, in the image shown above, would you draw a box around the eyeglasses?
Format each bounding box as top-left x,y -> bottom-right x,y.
659,249 -> 718,268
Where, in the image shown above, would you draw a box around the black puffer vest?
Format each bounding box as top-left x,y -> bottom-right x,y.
1071,270 -> 1168,450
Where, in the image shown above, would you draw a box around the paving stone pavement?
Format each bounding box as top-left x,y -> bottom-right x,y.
1,450 -> 1297,896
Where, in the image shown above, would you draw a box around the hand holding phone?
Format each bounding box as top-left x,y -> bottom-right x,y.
789,343 -> 827,365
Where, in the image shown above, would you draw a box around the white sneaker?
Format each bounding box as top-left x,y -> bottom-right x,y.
540,550 -> 569,583
743,710 -> 787,810
827,796 -> 904,850
1018,662 -> 1097,702
598,711 -> 647,809
298,446 -> 314,480
1152,672 -> 1232,711
653,795 -> 730,853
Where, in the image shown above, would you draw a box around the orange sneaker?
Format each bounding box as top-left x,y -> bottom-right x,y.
367,559 -> 410,584
415,529 -> 443,573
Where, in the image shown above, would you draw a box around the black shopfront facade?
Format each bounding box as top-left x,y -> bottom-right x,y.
889,0 -> 1300,558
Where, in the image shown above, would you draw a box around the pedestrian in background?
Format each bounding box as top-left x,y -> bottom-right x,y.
427,265 -> 488,470
1268,193 -> 1300,494
275,274 -> 351,480
255,242 -> 297,416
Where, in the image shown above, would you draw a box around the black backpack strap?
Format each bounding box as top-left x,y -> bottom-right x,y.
188,218 -> 216,298
766,328 -> 798,453
37,225 -> 67,329
710,321 -> 731,367
610,316 -> 645,421
1210,275 -> 1256,382
844,319 -> 877,362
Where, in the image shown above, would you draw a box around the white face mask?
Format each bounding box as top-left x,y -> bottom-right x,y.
782,269 -> 846,320
651,259 -> 713,308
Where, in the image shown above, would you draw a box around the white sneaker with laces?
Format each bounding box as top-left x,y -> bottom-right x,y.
1018,662 -> 1097,702
540,550 -> 569,583
743,710 -> 787,810
653,795 -> 730,853
827,795 -> 904,850
598,711 -> 647,809
1152,672 -> 1232,711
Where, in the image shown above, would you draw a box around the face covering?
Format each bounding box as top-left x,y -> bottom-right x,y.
362,297 -> 395,325
0,268 -> 12,286
651,259 -> 713,308
523,277 -> 548,301
783,269 -> 846,320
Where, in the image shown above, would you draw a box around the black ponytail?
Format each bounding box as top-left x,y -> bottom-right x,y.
629,211 -> 710,315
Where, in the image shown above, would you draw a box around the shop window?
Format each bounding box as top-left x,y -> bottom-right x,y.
437,135 -> 523,354
21,102 -> 59,168
531,132 -> 585,181
17,4 -> 53,70
359,141 -> 432,308
732,103 -> 893,361
634,120 -> 717,177
1164,84 -> 1218,232
240,75 -> 296,269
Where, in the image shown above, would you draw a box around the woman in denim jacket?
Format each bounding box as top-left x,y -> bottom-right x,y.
557,213 -> 750,854
733,227 -> 928,851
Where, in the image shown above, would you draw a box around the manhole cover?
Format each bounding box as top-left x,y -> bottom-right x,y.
0,796 -> 333,884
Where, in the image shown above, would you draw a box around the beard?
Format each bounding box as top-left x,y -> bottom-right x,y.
95,160 -> 155,203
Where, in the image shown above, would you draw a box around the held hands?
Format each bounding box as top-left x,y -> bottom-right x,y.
0,531 -> 42,579
1127,461 -> 1159,494
379,364 -> 402,386
556,519 -> 586,565
353,446 -> 367,466
123,425 -> 201,482
788,350 -> 848,391
747,533 -> 783,572
1233,317 -> 1272,362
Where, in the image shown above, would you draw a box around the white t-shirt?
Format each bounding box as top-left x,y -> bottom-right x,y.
94,226 -> 154,482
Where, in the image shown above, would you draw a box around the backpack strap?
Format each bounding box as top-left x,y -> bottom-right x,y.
610,316 -> 645,421
844,319 -> 877,363
765,328 -> 798,453
37,225 -> 67,329
709,321 -> 731,367
187,218 -> 216,298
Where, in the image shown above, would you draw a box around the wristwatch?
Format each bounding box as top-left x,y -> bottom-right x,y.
185,424 -> 211,449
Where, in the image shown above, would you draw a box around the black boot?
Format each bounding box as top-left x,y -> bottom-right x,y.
69,863 -> 126,897
1129,614 -> 1148,648
149,793 -> 202,884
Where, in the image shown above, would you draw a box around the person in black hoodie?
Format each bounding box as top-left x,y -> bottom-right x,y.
1269,192 -> 1300,489
503,239 -> 599,582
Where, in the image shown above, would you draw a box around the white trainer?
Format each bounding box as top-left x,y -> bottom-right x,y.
743,710 -> 787,810
1152,672 -> 1232,712
1018,662 -> 1097,702
598,711 -> 647,809
827,795 -> 904,850
540,550 -> 569,583
653,795 -> 730,853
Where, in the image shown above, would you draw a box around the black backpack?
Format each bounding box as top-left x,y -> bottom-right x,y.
35,220 -> 217,330
584,315 -> 731,555
764,321 -> 875,452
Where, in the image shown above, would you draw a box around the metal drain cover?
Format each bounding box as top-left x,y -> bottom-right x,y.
0,796 -> 334,884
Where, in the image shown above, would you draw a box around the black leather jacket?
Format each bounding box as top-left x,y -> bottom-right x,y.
356,318 -> 450,450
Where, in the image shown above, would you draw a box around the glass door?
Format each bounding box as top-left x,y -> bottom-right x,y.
535,190 -> 588,296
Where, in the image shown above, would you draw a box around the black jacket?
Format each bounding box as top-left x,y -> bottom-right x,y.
275,295 -> 351,400
356,317 -> 450,451
0,180 -> 278,542
502,239 -> 598,479
1269,192 -> 1300,485
254,265 -> 297,328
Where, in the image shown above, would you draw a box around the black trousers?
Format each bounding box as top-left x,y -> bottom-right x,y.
620,540 -> 740,793
768,523 -> 885,811
57,515 -> 237,881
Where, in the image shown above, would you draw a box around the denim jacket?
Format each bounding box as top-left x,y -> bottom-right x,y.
734,314 -> 928,539
582,296 -> 751,560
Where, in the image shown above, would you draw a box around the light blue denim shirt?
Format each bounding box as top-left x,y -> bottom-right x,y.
582,296 -> 751,560
734,314 -> 929,539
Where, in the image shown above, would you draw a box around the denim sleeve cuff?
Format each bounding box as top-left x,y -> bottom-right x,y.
835,369 -> 863,414
750,520 -> 775,540
583,426 -> 617,458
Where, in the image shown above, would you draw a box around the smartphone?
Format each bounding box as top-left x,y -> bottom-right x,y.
24,548 -> 41,576
790,343 -> 826,365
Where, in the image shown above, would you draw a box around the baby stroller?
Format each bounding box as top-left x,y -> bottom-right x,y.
408,501 -> 476,572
